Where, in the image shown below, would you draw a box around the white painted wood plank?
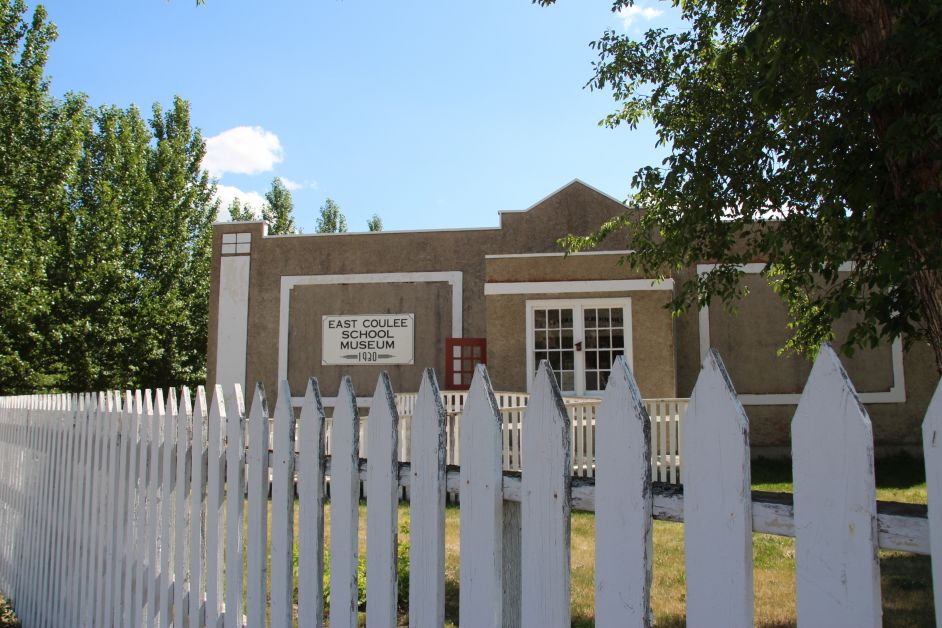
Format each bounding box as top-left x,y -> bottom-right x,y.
191,387 -> 208,627
159,388 -> 178,628
366,373 -> 400,628
329,376 -> 361,628
459,365 -> 503,628
72,395 -> 93,627
53,395 -> 74,627
20,395 -> 38,626
104,392 -> 125,628
207,386 -> 227,628
792,345 -> 881,627
36,395 -> 55,627
47,395 -> 66,627
124,390 -> 143,628
33,395 -> 56,626
174,389 -> 193,628
65,394 -> 83,626
224,384 -> 246,628
134,391 -> 151,627
133,391 -> 153,628
115,390 -> 136,628
271,381 -> 298,628
410,370 -> 446,628
298,378 -> 326,628
93,392 -> 111,628
17,396 -> 36,623
146,390 -> 164,628
246,384 -> 270,628
521,362 -> 571,627
594,357 -> 653,627
21,395 -> 37,625
922,378 -> 942,627
683,349 -> 753,626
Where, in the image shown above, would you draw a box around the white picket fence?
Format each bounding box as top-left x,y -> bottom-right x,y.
0,345 -> 939,627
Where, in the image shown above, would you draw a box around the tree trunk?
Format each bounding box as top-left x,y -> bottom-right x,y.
836,0 -> 942,372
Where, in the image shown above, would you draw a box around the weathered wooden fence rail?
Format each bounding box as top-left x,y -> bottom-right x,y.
0,345 -> 939,627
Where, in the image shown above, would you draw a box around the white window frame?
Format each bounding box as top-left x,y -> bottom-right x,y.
525,297 -> 633,396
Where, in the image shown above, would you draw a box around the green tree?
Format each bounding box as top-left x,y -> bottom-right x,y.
367,214 -> 383,232
0,0 -> 218,393
550,0 -> 942,370
261,177 -> 297,234
316,197 -> 347,233
228,197 -> 255,221
0,0 -> 88,392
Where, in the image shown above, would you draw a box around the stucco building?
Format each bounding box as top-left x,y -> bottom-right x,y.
207,180 -> 939,456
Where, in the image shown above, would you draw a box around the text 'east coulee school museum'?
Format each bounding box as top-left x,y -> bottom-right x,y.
207,180 -> 939,457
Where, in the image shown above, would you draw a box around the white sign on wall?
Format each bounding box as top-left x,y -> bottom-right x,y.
322,314 -> 415,365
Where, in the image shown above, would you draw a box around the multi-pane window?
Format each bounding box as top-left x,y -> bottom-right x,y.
445,338 -> 486,389
527,299 -> 631,395
583,306 -> 625,392
532,307 -> 575,392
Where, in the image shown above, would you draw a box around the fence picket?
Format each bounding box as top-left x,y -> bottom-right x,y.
190,387 -> 208,627
207,386 -> 227,628
135,391 -> 152,627
366,373 -> 400,628
271,381 -> 298,628
63,396 -> 82,627
409,370 -> 447,628
174,388 -> 193,628
123,391 -> 143,628
923,379 -> 942,628
792,345 -> 881,627
146,390 -> 164,628
159,388 -> 178,628
48,394 -> 64,626
224,384 -> 246,628
246,384 -> 270,628
330,376 -> 361,628
298,378 -> 326,628
521,362 -> 571,627
594,357 -> 652,627
459,365 -> 503,628
93,392 -> 111,628
103,392 -> 122,628
32,395 -> 54,626
683,350 -> 753,626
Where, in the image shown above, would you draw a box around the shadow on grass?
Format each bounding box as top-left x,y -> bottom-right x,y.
752,452 -> 926,492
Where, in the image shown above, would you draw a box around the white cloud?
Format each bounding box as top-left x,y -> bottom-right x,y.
214,184 -> 266,220
617,3 -> 663,29
278,176 -> 317,191
203,126 -> 284,177
279,177 -> 303,191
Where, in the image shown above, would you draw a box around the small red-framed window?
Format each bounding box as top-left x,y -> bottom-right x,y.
445,338 -> 487,390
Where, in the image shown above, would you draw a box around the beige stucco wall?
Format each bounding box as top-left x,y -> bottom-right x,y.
286,282 -> 452,398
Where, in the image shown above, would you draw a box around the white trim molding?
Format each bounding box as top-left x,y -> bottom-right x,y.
278,271 -> 464,391
696,263 -> 905,405
484,250 -> 632,260
215,255 -> 252,406
484,278 -> 673,296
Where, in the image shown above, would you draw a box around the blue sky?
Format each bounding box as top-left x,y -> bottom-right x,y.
29,0 -> 682,232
